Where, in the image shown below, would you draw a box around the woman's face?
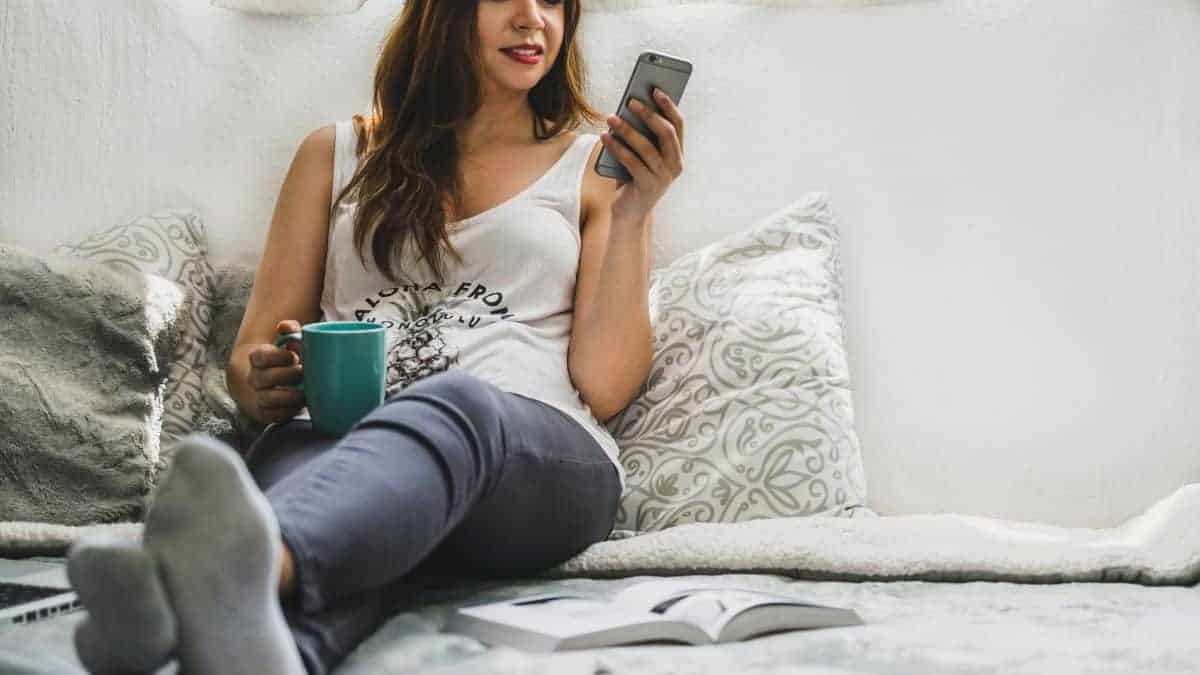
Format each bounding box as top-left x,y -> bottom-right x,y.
476,0 -> 565,96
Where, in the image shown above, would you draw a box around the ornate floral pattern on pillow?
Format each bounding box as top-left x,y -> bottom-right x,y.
54,209 -> 216,451
606,192 -> 873,532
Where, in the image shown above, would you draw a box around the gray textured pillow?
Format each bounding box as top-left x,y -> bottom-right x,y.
0,244 -> 185,525
197,264 -> 268,452
606,192 -> 874,532
53,209 -> 217,457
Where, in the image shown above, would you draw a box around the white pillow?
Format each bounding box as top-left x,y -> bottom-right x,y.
607,192 -> 874,532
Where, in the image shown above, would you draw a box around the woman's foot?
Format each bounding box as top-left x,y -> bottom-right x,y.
142,433 -> 306,675
66,535 -> 178,673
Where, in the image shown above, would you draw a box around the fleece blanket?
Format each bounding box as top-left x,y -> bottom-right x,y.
2,483 -> 1199,586
3,485 -> 1199,675
4,574 -> 1199,674
539,482 -> 1200,585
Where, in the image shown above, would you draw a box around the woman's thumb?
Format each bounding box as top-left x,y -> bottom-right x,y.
276,319 -> 303,360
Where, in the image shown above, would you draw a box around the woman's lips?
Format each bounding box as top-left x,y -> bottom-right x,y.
501,48 -> 542,65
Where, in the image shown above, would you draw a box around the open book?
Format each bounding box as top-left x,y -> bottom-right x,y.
443,578 -> 864,652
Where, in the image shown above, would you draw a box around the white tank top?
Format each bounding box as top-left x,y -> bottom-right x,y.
296,119 -> 625,490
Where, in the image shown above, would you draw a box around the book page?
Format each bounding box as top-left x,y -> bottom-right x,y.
466,593 -> 711,646
611,579 -> 747,614
611,580 -> 846,639
511,596 -> 645,623
613,580 -> 823,614
505,594 -> 684,635
500,586 -> 739,641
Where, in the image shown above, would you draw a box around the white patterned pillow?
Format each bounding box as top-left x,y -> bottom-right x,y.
54,209 -> 216,454
606,192 -> 873,532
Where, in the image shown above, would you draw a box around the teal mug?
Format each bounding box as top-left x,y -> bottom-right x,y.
274,321 -> 388,436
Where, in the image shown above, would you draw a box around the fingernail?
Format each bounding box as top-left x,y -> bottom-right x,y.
629,98 -> 642,110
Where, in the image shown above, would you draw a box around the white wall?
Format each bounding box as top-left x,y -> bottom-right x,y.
3,0 -> 1199,527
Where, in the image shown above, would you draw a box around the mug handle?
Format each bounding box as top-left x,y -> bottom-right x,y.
275,332 -> 304,392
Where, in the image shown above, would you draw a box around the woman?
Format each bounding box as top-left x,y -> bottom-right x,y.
65,1 -> 684,674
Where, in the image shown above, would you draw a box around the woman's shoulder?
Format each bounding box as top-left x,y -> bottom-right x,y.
295,125 -> 336,170
300,124 -> 336,147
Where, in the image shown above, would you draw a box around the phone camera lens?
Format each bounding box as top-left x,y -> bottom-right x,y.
650,56 -> 658,62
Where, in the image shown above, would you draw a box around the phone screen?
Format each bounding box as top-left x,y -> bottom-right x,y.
595,51 -> 692,183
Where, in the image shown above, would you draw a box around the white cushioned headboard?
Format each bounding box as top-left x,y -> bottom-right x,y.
3,0 -> 1199,527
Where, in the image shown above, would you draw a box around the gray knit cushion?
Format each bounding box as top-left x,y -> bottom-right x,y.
53,209 -> 217,463
196,263 -> 267,453
0,243 -> 185,525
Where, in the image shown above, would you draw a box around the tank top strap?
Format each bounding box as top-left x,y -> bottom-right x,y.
568,130 -> 601,158
553,132 -> 602,226
562,132 -> 601,187
322,120 -> 361,321
331,119 -> 361,208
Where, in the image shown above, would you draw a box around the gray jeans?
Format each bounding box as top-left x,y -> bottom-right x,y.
242,371 -> 621,675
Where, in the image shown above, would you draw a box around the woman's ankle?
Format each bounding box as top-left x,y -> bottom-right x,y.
278,540 -> 297,600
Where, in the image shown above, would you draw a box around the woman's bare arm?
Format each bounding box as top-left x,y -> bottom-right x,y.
226,125 -> 336,424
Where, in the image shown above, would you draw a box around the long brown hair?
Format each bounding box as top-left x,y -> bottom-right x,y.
333,0 -> 606,287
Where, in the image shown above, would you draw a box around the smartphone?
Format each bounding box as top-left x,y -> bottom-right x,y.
595,50 -> 693,183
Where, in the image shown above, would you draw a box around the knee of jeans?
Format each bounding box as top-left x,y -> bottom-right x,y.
372,372 -> 504,439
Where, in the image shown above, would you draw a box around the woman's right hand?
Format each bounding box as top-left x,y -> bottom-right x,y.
246,319 -> 306,425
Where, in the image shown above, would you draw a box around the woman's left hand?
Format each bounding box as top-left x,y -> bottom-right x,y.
602,87 -> 685,225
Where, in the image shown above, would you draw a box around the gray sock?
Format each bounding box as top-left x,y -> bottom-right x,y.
143,433 -> 306,675
66,535 -> 178,674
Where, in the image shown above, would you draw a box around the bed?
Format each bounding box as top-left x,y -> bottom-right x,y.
3,2 -> 1199,673
3,486 -> 1200,673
